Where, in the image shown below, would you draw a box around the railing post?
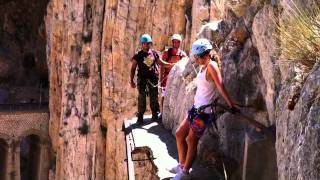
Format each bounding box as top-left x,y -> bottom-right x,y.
38,141 -> 49,180
14,140 -> 21,180
6,140 -> 13,180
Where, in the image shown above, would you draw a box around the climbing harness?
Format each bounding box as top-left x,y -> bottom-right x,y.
196,100 -> 276,180
191,101 -> 228,180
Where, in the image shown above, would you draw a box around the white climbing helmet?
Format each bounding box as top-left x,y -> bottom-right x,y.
171,34 -> 182,42
191,38 -> 213,55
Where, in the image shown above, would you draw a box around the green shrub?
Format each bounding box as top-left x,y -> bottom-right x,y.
276,0 -> 320,69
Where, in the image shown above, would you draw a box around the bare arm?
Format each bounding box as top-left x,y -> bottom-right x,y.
211,50 -> 222,69
207,62 -> 234,108
156,57 -> 172,68
130,59 -> 138,88
160,52 -> 169,82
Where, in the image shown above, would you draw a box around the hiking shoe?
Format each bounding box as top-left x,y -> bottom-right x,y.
137,116 -> 144,125
168,164 -> 182,174
172,170 -> 189,180
152,113 -> 159,122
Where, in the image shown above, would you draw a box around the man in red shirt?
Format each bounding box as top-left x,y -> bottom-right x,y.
160,34 -> 187,118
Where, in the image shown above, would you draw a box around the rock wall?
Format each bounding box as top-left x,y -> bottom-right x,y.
0,0 -> 317,179
46,0 -> 106,179
101,0 -> 189,178
0,0 -> 49,104
276,63 -> 320,180
46,0 -> 190,179
37,0 -> 320,179
163,0 -> 319,180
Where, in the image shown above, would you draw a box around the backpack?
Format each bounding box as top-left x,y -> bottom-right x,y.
166,48 -> 185,62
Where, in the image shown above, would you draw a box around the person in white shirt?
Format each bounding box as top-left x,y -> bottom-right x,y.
171,38 -> 239,180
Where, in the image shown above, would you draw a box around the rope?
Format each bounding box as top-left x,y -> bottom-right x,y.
146,79 -> 166,88
191,62 -> 199,74
148,63 -> 198,88
196,100 -> 278,180
242,16 -> 253,45
222,161 -> 228,180
145,55 -> 200,89
145,56 -> 183,89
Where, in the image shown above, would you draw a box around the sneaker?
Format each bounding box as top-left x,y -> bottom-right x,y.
172,170 -> 189,180
168,164 -> 182,174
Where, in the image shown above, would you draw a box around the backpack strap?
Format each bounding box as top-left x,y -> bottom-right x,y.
151,50 -> 159,74
151,49 -> 159,60
168,48 -> 186,61
166,48 -> 172,62
178,49 -> 186,59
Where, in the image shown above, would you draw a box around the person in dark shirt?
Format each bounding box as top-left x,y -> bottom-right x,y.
130,34 -> 171,124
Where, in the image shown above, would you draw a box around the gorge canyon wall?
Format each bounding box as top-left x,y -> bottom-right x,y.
0,0 -> 318,179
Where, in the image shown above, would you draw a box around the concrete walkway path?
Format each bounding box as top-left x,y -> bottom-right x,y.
125,114 -> 224,180
125,114 -> 178,179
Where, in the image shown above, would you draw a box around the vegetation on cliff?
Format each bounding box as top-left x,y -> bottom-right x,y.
276,1 -> 320,69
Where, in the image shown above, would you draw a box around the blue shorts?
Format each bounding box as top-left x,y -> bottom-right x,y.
188,106 -> 215,137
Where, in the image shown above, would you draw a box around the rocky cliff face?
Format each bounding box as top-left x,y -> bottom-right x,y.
164,1 -> 272,178
101,0 -> 190,178
46,0 -> 190,179
163,0 -> 319,180
0,0 -> 49,104
46,0 -> 106,179
1,0 -> 318,179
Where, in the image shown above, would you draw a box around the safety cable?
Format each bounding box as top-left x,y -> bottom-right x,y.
222,161 -> 228,180
146,79 -> 166,89
197,102 -> 275,140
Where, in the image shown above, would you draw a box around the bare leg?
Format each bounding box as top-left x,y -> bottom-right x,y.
184,128 -> 200,170
175,117 -> 189,166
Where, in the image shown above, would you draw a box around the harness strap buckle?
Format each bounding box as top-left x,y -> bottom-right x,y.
195,108 -> 201,115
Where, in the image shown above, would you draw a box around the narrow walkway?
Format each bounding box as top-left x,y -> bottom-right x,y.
125,115 -> 224,180
125,115 -> 178,179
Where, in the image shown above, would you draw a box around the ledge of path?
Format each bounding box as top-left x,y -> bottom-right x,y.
125,114 -> 224,180
125,115 -> 178,179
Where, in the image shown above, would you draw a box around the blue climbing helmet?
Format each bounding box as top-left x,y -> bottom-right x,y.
191,38 -> 213,55
140,34 -> 153,44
